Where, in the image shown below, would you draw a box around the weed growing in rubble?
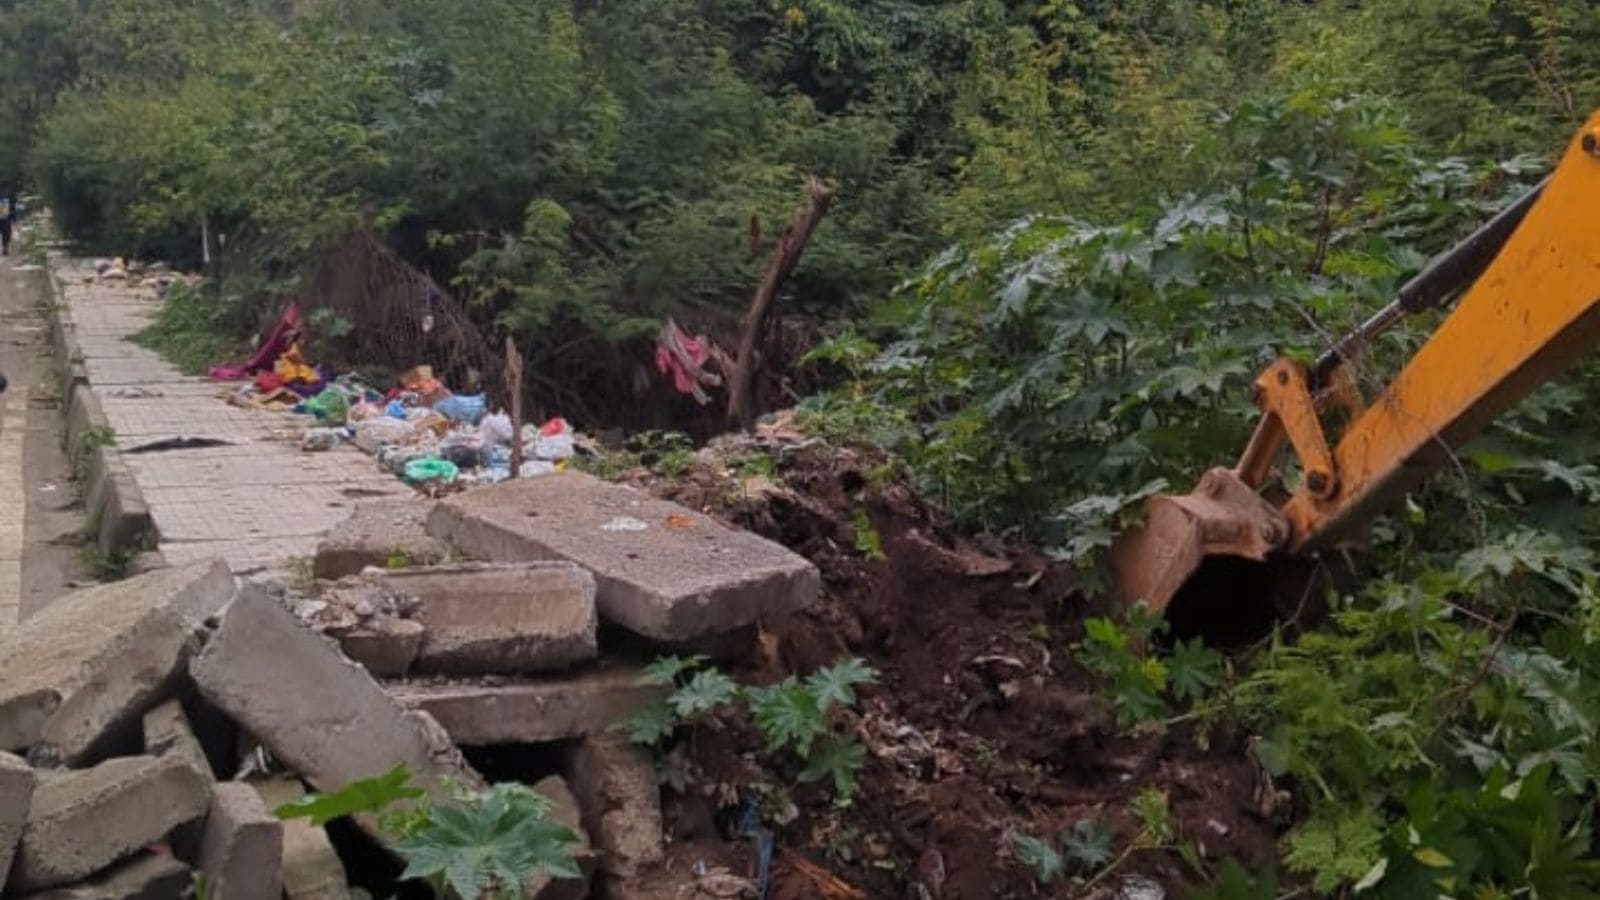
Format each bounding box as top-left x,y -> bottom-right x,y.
1075,606 -> 1222,727
275,765 -> 580,899
620,655 -> 878,804
1011,790 -> 1175,890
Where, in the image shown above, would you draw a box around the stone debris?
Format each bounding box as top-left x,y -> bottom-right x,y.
0,750 -> 35,895
197,782 -> 283,900
371,562 -> 598,675
249,777 -> 351,900
0,442 -> 812,899
312,499 -> 451,580
10,754 -> 212,892
427,471 -> 820,641
387,667 -> 667,746
566,734 -> 665,879
525,776 -> 595,900
142,700 -> 214,783
140,700 -> 214,858
0,561 -> 236,762
337,616 -> 426,678
19,853 -> 193,900
190,586 -> 478,801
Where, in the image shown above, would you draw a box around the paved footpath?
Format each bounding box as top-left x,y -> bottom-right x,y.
54,259 -> 411,573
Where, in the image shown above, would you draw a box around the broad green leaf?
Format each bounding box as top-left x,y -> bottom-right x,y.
273,765 -> 423,826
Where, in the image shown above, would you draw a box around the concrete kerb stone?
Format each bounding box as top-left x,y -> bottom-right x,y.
565,733 -> 664,879
197,782 -> 283,900
10,754 -> 213,892
19,853 -> 194,900
427,472 -> 821,642
0,750 -> 35,895
385,666 -> 668,746
190,586 -> 482,806
48,257 -> 157,561
249,776 -> 351,900
41,260 -> 87,410
0,560 -> 237,764
525,776 -> 594,900
371,562 -> 598,675
312,500 -> 452,581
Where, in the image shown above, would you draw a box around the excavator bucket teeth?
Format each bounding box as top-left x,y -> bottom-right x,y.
1107,468 -> 1290,614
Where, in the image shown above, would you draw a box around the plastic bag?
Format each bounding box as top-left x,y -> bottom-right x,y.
300,428 -> 345,452
435,393 -> 486,425
479,413 -> 514,446
305,388 -> 350,423
534,417 -> 575,460
353,417 -> 416,454
403,457 -> 460,485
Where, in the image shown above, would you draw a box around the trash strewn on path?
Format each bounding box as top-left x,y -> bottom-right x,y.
209,306 -> 586,493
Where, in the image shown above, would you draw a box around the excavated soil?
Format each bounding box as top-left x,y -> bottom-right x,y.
627,437 -> 1282,899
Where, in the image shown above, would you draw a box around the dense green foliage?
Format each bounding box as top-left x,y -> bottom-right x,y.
11,0 -> 1600,896
621,654 -> 878,805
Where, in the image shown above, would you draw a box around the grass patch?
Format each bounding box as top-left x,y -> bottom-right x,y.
132,280 -> 251,375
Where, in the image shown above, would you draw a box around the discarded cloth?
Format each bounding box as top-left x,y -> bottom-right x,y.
210,300 -> 302,380
655,318 -> 721,405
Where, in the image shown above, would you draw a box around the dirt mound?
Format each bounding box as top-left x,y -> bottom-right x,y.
627,437 -> 1279,899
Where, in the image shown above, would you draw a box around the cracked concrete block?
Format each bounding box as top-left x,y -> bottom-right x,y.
370,563 -> 596,675
249,777 -> 351,900
197,782 -> 282,900
19,853 -> 193,900
142,701 -> 214,783
566,734 -> 664,879
0,561 -> 236,763
0,750 -> 35,894
386,666 -> 666,746
313,500 -> 450,581
524,776 -> 594,900
190,587 -> 477,802
11,755 -> 212,891
427,472 -> 819,641
338,617 -> 425,678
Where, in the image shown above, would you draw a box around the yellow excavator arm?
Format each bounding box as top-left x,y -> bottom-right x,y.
1112,109 -> 1600,615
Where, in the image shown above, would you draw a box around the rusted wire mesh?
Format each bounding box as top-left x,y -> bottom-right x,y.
297,229 -> 503,404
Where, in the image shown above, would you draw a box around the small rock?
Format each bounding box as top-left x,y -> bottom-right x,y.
1116,874 -> 1165,900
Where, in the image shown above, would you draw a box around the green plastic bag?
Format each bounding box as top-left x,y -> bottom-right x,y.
404,457 -> 459,485
305,388 -> 349,423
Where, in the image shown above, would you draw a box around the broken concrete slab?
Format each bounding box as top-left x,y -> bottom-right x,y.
386,667 -> 667,746
19,853 -> 193,900
371,563 -> 597,675
11,754 -> 212,892
142,701 -> 213,783
198,782 -> 283,900
313,499 -> 451,580
141,701 -> 213,859
0,560 -> 236,763
427,472 -> 820,641
338,616 -> 426,678
249,777 -> 351,900
0,751 -> 35,895
191,587 -> 478,801
566,734 -> 664,879
525,776 -> 594,900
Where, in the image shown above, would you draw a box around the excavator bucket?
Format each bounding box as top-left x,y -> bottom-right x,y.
1107,467 -> 1291,615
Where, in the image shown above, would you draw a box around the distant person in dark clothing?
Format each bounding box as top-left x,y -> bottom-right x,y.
0,192 -> 13,256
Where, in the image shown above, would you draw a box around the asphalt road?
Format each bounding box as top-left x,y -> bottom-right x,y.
0,225 -> 87,631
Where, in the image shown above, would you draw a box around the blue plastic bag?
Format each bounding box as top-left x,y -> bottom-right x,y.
434,393 -> 487,425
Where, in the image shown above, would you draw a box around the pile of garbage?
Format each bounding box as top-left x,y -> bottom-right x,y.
209,301 -> 578,491
286,364 -> 579,490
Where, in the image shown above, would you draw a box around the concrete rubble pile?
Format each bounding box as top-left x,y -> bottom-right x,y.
0,470 -> 818,900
